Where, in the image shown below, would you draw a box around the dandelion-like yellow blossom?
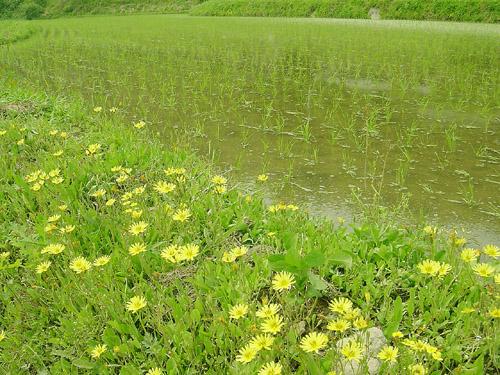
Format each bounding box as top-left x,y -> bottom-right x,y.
69,257 -> 92,273
105,199 -> 115,206
391,331 -> 404,339
211,175 -> 227,185
221,252 -> 236,263
53,150 -> 64,156
91,344 -> 107,358
146,368 -> 162,375
94,256 -> 111,266
257,174 -> 268,182
261,315 -> 284,335
91,189 -> 106,198
377,345 -> 398,362
329,297 -> 353,314
178,243 -> 199,261
417,260 -> 440,276
128,243 -> 147,256
93,107 -> 102,112
229,304 -> 249,320
134,121 -> 146,129
172,208 -> 191,222
272,271 -> 295,292
461,248 -> 478,262
230,246 -> 248,258
256,303 -> 280,319
161,245 -> 180,263
126,295 -> 147,313
48,215 -> 61,222
353,317 -> 368,329
86,144 -> 101,155
0,331 -> 5,342
483,245 -> 500,258
472,263 -> 495,277
116,174 -> 128,183
327,318 -> 351,332
236,344 -> 257,363
129,221 -> 148,235
36,261 -> 51,274
495,274 -> 500,285
258,362 -> 282,375
409,364 -> 427,375
250,334 -> 274,351
154,181 -> 176,194
341,339 -> 364,362
489,308 -> 500,318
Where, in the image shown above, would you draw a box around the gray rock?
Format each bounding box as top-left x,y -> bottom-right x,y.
336,327 -> 386,375
368,8 -> 381,20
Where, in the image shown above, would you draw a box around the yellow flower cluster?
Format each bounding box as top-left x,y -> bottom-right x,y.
160,243 -> 200,263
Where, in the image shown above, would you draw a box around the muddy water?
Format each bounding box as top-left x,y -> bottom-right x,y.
2,15 -> 499,245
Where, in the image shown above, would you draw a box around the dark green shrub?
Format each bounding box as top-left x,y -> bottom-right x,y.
21,2 -> 44,19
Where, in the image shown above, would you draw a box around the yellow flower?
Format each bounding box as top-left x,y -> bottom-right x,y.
495,274 -> 500,285
423,226 -> 437,234
94,255 -> 111,266
134,121 -> 146,129
257,174 -> 268,182
41,243 -> 65,255
489,308 -> 500,318
214,185 -> 227,194
17,139 -> 24,146
111,165 -> 122,172
50,129 -> 58,135
91,344 -> 107,358
0,130 -> 6,136
417,259 -> 440,276
69,257 -> 92,273
116,174 -> 128,183
221,252 -> 236,263
53,150 -> 64,156
409,364 -> 427,375
109,107 -> 118,113
250,334 -> 274,351
236,344 -> 257,363
391,331 -> 404,339
60,132 -> 67,138
343,307 -> 361,320
48,214 -> 61,222
154,181 -> 176,194
161,245 -> 180,263
178,243 -> 199,261
272,271 -> 295,292
211,175 -> 227,185
0,252 -> 9,259
327,318 -> 351,332
0,330 -> 5,342
126,295 -> 147,313
261,315 -> 284,335
230,245 -> 248,257
377,345 -> 398,362
461,248 -> 478,262
256,303 -> 280,319
52,177 -> 64,184
329,297 -> 353,314
258,362 -> 282,375
105,199 -> 116,206
172,208 -> 191,222
432,351 -> 443,361
453,237 -> 467,246
483,245 -> 500,258
31,183 -> 41,191
45,223 -> 57,233
437,262 -> 452,277
146,368 -> 162,375
287,204 -> 298,210
93,107 -> 102,112
129,221 -> 148,235
91,189 -> 106,198
58,205 -> 67,211
353,317 -> 368,329
229,304 -> 249,320
86,143 -> 101,155
49,169 -> 60,177
164,167 -> 176,176
131,210 -> 143,219
128,243 -> 147,256
299,332 -> 328,353
341,339 -> 364,362
473,263 -> 495,277
36,261 -> 52,274
60,225 -> 75,233
461,307 -> 475,314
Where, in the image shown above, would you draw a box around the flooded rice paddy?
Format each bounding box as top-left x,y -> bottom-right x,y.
2,15 -> 500,244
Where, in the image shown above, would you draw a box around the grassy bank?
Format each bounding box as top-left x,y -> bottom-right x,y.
191,0 -> 500,23
0,80 -> 499,373
2,0 -> 500,22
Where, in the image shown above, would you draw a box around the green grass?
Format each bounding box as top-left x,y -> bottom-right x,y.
2,0 -> 500,22
0,77 -> 499,374
191,0 -> 500,23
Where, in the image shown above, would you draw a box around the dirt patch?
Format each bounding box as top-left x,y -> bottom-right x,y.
0,101 -> 36,115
